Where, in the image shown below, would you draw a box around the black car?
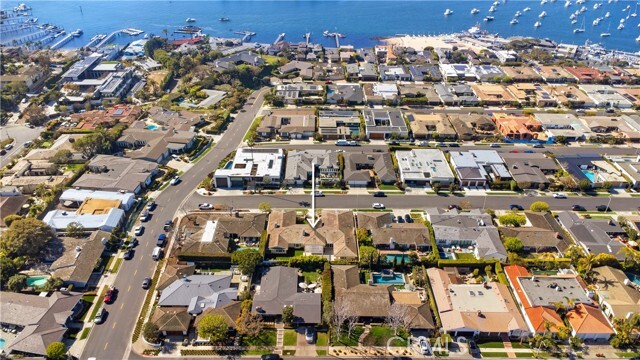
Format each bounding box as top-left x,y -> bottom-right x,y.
404,214 -> 412,223
142,277 -> 151,289
596,205 -> 611,212
163,219 -> 173,231
124,249 -> 134,260
510,204 -> 524,211
146,201 -> 156,211
397,216 -> 405,223
468,340 -> 480,356
373,191 -> 386,197
260,355 -> 281,360
129,238 -> 139,248
448,204 -> 461,210
572,205 -> 586,211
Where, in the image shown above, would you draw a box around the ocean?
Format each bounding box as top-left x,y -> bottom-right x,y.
2,0 -> 640,52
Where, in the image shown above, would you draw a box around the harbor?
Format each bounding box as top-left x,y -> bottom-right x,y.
323,30 -> 345,48
234,30 -> 255,42
50,28 -> 82,50
274,32 -> 285,44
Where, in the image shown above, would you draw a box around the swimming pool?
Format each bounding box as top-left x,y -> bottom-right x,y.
223,161 -> 233,169
625,272 -> 640,286
371,272 -> 406,285
581,169 -> 596,183
0,338 -> 6,350
385,254 -> 412,264
145,123 -> 159,131
26,276 -> 49,287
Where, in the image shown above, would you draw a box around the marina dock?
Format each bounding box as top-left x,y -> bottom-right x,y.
96,30 -> 120,48
233,30 -> 255,42
323,31 -> 344,47
274,32 -> 285,44
304,32 -> 311,45
84,34 -> 106,49
51,29 -> 82,50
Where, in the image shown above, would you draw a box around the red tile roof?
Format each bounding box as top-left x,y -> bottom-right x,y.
566,304 -> 615,335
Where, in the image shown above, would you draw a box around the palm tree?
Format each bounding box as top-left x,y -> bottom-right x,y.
618,246 -> 639,268
162,28 -> 168,39
563,296 -> 576,310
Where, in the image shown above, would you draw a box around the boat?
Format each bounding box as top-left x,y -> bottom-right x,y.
515,10 -> 522,17
489,5 -> 496,12
617,23 -> 624,29
534,21 -> 542,27
576,0 -> 585,4
444,9 -> 453,15
565,0 -> 571,7
185,17 -> 196,22
143,33 -> 149,39
523,7 -> 531,11
485,16 -> 495,21
71,29 -> 82,36
219,17 -> 230,21
510,18 -> 519,24
593,18 -> 601,25
541,0 -> 547,4
631,3 -> 638,17
175,25 -> 200,34
572,19 -> 578,24
636,35 -> 640,42
570,13 -> 577,20
539,11 -> 547,18
620,18 -> 625,23
13,3 -> 31,11
605,11 -> 610,18
601,22 -> 611,36
493,1 -> 500,6
593,3 -> 601,10
471,8 -> 480,14
574,18 -> 586,32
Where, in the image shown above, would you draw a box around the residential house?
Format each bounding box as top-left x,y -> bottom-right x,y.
73,155 -> 158,194
25,133 -> 88,161
506,83 -> 557,107
535,66 -> 577,83
434,83 -> 480,106
275,83 -> 324,104
313,63 -> 345,82
557,212 -> 626,260
547,85 -> 595,108
407,113 -> 456,140
492,113 -> 542,142
398,84 -> 442,105
427,267 -> 528,338
592,266 -> 640,320
317,110 -> 361,140
284,150 -> 340,186
447,114 -> 498,141
426,208 -> 508,261
363,83 -> 399,105
278,61 -> 314,79
564,67 -> 606,84
252,266 -> 321,324
147,106 -> 205,131
471,84 -> 518,106
2,159 -> 58,178
326,84 -> 364,105
117,121 -> 197,163
555,154 -> 628,188
499,211 -> 571,253
256,109 -> 316,140
0,188 -> 29,220
500,66 -> 543,83
609,155 -> 640,189
395,149 -> 455,186
213,51 -> 265,70
192,301 -> 242,335
266,210 -> 358,260
0,291 -> 83,357
0,64 -> 48,91
439,64 -> 476,82
615,87 -> 640,107
378,65 -> 411,81
358,63 -> 378,81
43,207 -> 125,232
48,230 -> 109,288
408,65 -> 442,82
471,65 -> 505,82
579,116 -> 640,142
499,152 -> 559,188
449,150 -> 512,187
213,148 -> 284,189
343,152 -> 396,187
534,113 -> 593,142
495,50 -> 518,64
68,104 -> 142,130
579,85 -> 634,109
59,189 -> 136,211
151,307 -> 193,337
157,274 -> 237,315
345,63 -> 359,81
363,109 -> 408,139
356,212 -> 431,252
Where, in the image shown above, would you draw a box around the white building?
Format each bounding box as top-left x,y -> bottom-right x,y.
43,208 -> 125,232
60,189 -> 136,211
395,149 -> 454,186
579,85 -> 634,109
213,148 -> 285,189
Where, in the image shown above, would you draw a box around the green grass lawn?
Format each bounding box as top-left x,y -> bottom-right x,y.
268,249 -> 304,260
615,352 -> 640,358
515,353 -> 533,358
480,352 -> 509,357
378,184 -> 403,191
316,350 -> 327,356
242,329 -> 277,347
331,326 -> 363,346
282,350 -> 296,356
111,258 -> 123,273
455,253 -> 476,260
283,330 -> 297,346
261,55 -> 286,65
316,332 -> 328,347
88,286 -> 108,322
79,327 -> 91,340
478,341 -> 505,348
302,271 -> 319,283
511,342 -> 531,349
244,350 -> 273,355
63,163 -> 86,172
363,326 -> 407,347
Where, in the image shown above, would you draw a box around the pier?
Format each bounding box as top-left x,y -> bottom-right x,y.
304,32 -> 311,45
233,30 -> 255,43
51,29 -> 82,50
96,30 -> 121,48
84,34 -> 106,49
274,32 -> 285,44
323,31 -> 344,48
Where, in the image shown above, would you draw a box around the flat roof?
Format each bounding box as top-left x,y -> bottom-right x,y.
518,276 -> 592,308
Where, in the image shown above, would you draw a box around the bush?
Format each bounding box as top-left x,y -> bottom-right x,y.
530,201 -> 550,212
288,255 -> 326,271
143,322 -> 161,344
499,214 -> 526,227
504,237 -> 524,253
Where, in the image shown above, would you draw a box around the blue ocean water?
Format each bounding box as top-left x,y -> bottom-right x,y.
2,1 -> 640,52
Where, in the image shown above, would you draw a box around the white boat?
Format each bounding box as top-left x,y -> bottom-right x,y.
489,5 -> 496,12
471,8 -> 480,14
604,11 -> 610,18
541,0 -> 547,4
534,21 -> 542,27
601,23 -> 611,36
570,13 -> 577,20
485,16 -> 495,21
631,3 -> 638,17
185,18 -> 196,22
13,3 -> 31,11
593,3 -> 601,10
636,35 -> 640,42
565,0 -> 572,6
523,7 -> 531,11
617,23 -> 624,29
444,9 -> 454,15
493,1 -> 500,5
539,11 -> 547,18
515,10 -> 522,17
580,6 -> 587,13
572,19 -> 578,24
574,18 -> 586,32
593,18 -> 601,25
620,18 -> 625,23
510,18 -> 519,24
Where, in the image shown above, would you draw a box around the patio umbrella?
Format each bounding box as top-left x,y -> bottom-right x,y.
308,283 -> 317,289
299,282 -> 308,289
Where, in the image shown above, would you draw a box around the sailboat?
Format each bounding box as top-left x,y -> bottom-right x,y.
485,16 -> 495,21
574,18 -> 586,32
636,34 -> 640,42
601,22 -> 611,36
489,5 -> 497,12
515,10 -> 522,17
617,22 -> 624,29
565,0 -> 571,6
631,3 -> 638,17
534,21 -> 542,27
604,11 -> 610,18
510,18 -> 519,24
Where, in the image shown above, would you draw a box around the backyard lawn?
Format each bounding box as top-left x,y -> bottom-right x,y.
302,271 -> 320,283
283,330 -> 297,346
269,249 -> 304,260
362,326 -> 407,347
480,352 -> 509,357
331,326 -> 363,347
455,253 -> 476,260
242,329 -> 277,347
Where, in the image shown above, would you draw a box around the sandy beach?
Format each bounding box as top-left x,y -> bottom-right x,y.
384,34 -> 489,53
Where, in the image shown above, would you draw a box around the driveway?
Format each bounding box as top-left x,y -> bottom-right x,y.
0,124 -> 43,167
296,327 -> 317,357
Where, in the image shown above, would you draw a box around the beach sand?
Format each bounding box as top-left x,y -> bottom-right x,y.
384,34 -> 488,53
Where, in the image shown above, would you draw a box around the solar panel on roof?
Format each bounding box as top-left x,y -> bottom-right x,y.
113,109 -> 125,115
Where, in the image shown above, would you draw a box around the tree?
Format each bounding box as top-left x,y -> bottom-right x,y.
577,179 -> 592,192
569,336 -> 583,350
358,246 -> 379,269
49,149 -> 72,164
432,182 -> 441,194
498,214 -> 526,227
66,222 -> 85,238
0,217 -> 53,258
282,305 -> 294,327
143,322 -> 161,344
46,341 -> 67,360
3,214 -> 23,227
331,300 -> 353,340
145,37 -> 165,58
72,129 -> 113,158
258,202 -> 271,213
198,314 -> 229,344
40,277 -> 63,291
510,180 -> 518,192
530,201 -> 550,212
356,228 -> 372,246
386,303 -> 411,335
6,274 -> 27,292
236,300 -> 263,336
449,182 -> 458,194
231,248 -> 262,275
0,256 -> 18,286
23,105 -> 48,126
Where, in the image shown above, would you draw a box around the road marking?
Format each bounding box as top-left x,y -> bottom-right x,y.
120,303 -> 124,309
134,269 -> 137,276
104,342 -> 109,350
112,322 -> 117,329
127,285 -> 131,292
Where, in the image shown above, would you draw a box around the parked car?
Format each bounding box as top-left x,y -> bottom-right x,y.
104,287 -> 118,303
372,203 -> 385,209
163,219 -> 173,231
552,193 -> 567,199
596,205 -> 611,212
468,340 -> 480,356
146,201 -> 156,211
419,338 -> 431,355
198,203 -> 213,210
4,143 -> 13,151
314,190 -> 324,197
140,210 -> 150,222
489,143 -> 500,148
305,327 -> 316,344
396,216 -> 405,223
448,204 -> 461,210
532,143 -> 544,148
128,238 -> 139,248
157,233 -> 167,247
373,191 -> 386,197
572,205 -> 586,211
261,355 -> 281,360
142,277 -> 151,289
94,308 -> 107,324
0,149 -> 6,156
510,204 -> 524,211
170,176 -> 180,186
404,214 -> 412,223
134,226 -> 144,236
123,248 -> 134,260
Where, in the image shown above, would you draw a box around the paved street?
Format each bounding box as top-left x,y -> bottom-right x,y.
0,124 -> 43,167
81,87 -> 270,360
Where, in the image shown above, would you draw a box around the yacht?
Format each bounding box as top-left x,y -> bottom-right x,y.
570,13 -> 577,20
576,0 -> 585,4
636,35 -> 640,42
471,8 -> 480,14
620,18 -> 625,23
444,9 -> 454,15
631,3 -> 638,17
219,17 -> 230,21
541,0 -> 547,5
515,10 -> 522,17
185,18 -> 196,22
493,1 -> 500,5
617,23 -> 624,29
539,11 -> 547,18
565,0 -> 572,6
623,5 -> 631,11
489,5 -> 496,12
534,21 -> 542,27
593,3 -> 601,10
580,6 -> 587,13
523,7 -> 531,12
601,23 -> 612,36
604,11 -> 610,18
484,16 -> 495,21
143,33 -> 149,39
510,18 -> 519,24
574,18 -> 586,32
572,19 -> 578,24
593,18 -> 601,25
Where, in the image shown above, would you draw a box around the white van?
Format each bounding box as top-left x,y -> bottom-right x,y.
152,246 -> 163,261
336,139 -> 348,146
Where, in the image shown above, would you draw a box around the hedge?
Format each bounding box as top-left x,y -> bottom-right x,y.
523,258 -> 571,269
437,259 -> 498,269
495,262 -> 508,285
424,220 -> 438,260
132,259 -> 164,342
258,230 -> 268,256
288,255 -> 326,271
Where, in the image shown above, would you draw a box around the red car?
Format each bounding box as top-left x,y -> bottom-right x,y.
104,287 -> 118,304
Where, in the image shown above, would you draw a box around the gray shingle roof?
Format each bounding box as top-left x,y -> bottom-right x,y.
158,274 -> 237,315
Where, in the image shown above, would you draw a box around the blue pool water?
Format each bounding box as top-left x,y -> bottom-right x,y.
625,272 -> 640,286
0,338 -> 5,350
385,254 -> 412,264
371,273 -> 406,285
145,123 -> 159,131
581,169 -> 596,183
26,276 -> 49,287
